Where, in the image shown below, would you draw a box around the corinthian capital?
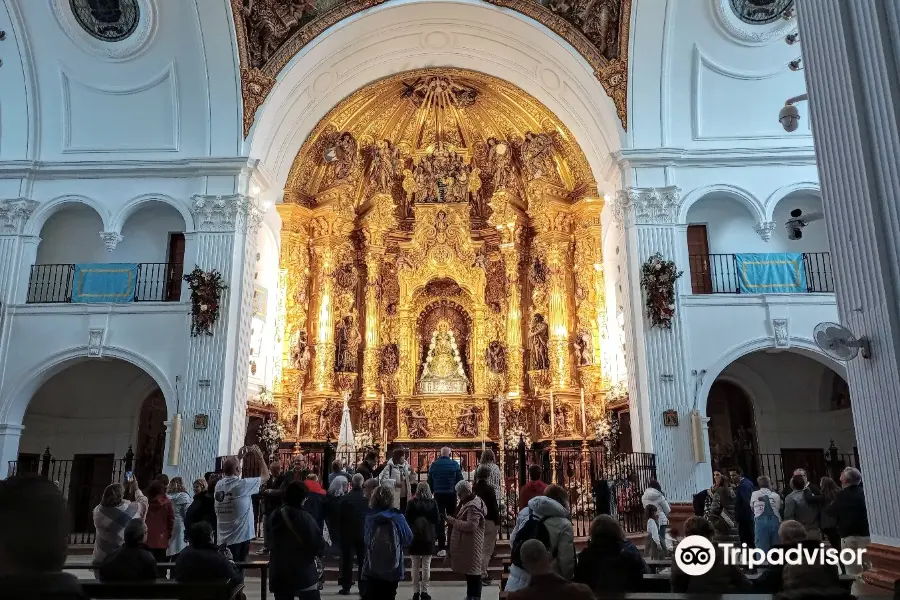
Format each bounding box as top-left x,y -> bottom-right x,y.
613,186 -> 681,227
191,194 -> 263,234
0,198 -> 39,235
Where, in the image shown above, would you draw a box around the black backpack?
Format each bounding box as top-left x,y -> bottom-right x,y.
510,509 -> 554,568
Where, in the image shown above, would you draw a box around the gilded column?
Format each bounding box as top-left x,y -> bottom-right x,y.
275,203 -> 312,433
360,194 -> 397,398
544,236 -> 572,389
310,240 -> 336,393
572,198 -> 606,393
489,191 -> 524,397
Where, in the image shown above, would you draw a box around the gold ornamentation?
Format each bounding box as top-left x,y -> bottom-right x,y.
396,397 -> 489,440
240,68 -> 276,138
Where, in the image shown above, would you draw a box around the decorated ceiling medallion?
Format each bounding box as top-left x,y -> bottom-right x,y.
729,0 -> 793,25
70,0 -> 140,42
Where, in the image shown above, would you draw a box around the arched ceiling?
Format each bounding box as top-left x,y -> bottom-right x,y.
286,68 -> 596,203
231,0 -> 631,136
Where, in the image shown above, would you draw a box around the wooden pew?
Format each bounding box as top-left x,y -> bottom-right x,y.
67,560 -> 268,600
80,580 -> 242,600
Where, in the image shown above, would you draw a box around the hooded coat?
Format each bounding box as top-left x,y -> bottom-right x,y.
641,487 -> 671,526
449,494 -> 487,576
504,495 -> 575,592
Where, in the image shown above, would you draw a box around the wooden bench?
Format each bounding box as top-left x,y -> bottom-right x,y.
80,580 -> 242,599
67,560 -> 268,600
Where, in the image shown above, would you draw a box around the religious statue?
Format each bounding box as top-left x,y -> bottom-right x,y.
456,405 -> 480,437
316,400 -> 341,439
529,314 -> 550,370
405,146 -> 478,204
486,340 -> 507,374
485,137 -> 513,193
530,257 -> 548,285
419,320 -> 469,394
289,329 -> 311,371
519,131 -> 557,180
404,406 -> 431,439
574,329 -> 594,366
379,343 -> 400,376
367,139 -> 400,195
333,132 -> 358,180
335,315 -> 361,372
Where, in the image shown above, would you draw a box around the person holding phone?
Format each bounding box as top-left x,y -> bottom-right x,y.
215,445 -> 270,568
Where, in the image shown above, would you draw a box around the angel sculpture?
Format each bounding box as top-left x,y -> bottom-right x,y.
521,132 -> 557,180
333,132 -> 358,180
486,137 -> 513,193
367,139 -> 399,195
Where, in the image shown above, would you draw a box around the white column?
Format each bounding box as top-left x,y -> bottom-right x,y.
0,199 -> 39,304
614,186 -> 702,502
175,195 -> 261,479
0,424 -> 25,479
796,0 -> 900,549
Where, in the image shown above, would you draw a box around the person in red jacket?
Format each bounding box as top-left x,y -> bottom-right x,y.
144,480 -> 174,566
518,465 -> 547,511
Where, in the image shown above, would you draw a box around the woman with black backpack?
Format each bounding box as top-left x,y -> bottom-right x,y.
405,482 -> 440,600
267,481 -> 326,600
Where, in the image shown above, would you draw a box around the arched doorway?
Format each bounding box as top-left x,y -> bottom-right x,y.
16,358 -> 168,534
705,349 -> 857,492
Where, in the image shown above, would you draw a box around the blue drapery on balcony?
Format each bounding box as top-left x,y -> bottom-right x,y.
735,253 -> 807,293
71,263 -> 139,303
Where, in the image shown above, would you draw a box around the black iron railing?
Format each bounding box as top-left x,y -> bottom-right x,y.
8,446 -> 135,544
27,262 -> 183,303
259,443 -> 656,539
688,252 -> 833,294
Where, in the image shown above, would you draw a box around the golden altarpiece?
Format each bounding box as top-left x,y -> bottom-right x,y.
271,69 -> 613,449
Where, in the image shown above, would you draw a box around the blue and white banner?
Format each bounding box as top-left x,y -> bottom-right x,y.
71,263 -> 138,303
734,253 -> 806,294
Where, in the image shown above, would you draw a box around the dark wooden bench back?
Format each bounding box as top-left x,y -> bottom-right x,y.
80,580 -> 241,600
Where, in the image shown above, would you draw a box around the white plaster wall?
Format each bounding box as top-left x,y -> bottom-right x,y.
687,194 -> 830,255
35,206 -> 107,264
2,0 -> 241,162
722,351 -> 856,455
117,203 -> 187,263
248,223 -> 280,392
629,0 -> 809,151
19,359 -> 160,460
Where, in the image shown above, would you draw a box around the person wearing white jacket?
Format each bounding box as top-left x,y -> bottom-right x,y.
503,486 -> 576,593
641,480 -> 671,544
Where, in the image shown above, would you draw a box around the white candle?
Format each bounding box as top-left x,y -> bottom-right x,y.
380,394 -> 385,442
550,390 -> 555,436
580,388 -> 587,437
296,390 -> 303,437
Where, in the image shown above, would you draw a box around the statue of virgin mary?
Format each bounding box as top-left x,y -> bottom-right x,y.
419,320 -> 469,394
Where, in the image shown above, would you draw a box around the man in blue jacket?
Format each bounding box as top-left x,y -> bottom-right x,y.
427,446 -> 462,557
730,466 -> 756,547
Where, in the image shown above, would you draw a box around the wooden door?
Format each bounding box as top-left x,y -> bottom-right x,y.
69,454 -> 115,533
687,224 -> 712,294
165,232 -> 186,301
781,448 -> 827,491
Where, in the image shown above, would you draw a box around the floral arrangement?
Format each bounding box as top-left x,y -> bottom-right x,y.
607,381 -> 629,405
354,430 -> 374,452
257,415 -> 285,463
183,267 -> 228,336
504,424 -> 532,450
593,410 -> 620,458
639,252 -> 682,329
255,386 -> 275,406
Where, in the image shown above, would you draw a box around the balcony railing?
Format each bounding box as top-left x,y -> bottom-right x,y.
688,252 -> 833,294
27,263 -> 184,303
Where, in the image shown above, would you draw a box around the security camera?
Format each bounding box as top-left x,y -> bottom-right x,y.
779,104 -> 800,132
785,208 -> 824,241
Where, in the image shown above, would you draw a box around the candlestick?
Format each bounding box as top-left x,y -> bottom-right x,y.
379,394 -> 385,444
580,387 -> 587,438
296,390 -> 303,438
550,390 -> 556,437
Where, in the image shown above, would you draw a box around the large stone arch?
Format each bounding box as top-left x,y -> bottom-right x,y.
109,193 -> 196,235
763,182 -> 822,222
679,183 -> 766,224
0,346 -> 176,427
695,336 -> 847,416
246,0 -> 624,190
25,194 -> 112,237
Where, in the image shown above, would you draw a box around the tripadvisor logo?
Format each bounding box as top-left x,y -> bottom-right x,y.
675,536 -> 866,575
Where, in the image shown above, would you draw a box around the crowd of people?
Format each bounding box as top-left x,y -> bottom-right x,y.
0,445 -> 874,600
